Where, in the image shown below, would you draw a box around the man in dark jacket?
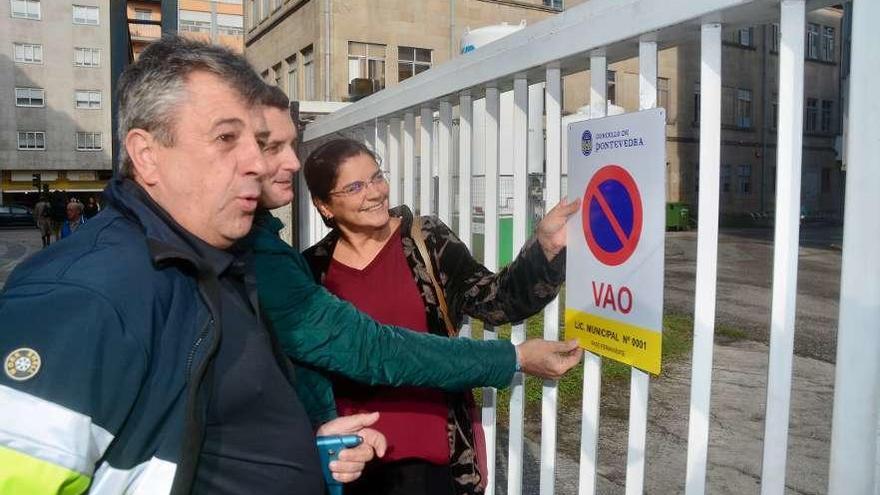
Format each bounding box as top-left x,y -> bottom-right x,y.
0,36 -> 383,494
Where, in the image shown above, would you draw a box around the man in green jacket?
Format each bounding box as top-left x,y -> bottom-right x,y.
246,86 -> 583,425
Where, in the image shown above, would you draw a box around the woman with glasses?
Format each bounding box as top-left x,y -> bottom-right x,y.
301,138 -> 579,495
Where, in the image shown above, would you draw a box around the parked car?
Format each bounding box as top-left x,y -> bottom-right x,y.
0,205 -> 36,228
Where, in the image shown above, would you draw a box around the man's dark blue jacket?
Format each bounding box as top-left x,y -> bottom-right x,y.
0,178 -> 238,494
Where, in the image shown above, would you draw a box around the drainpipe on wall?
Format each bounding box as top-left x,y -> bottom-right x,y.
760,23 -> 769,213
109,0 -> 132,175
449,0 -> 456,60
210,0 -> 218,44
323,0 -> 331,101
838,3 -> 851,218
161,0 -> 178,36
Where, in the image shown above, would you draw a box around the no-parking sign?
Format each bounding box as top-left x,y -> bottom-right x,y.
564,109 -> 666,374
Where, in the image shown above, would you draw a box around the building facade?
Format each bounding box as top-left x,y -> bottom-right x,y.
602,7 -> 845,220
129,1 -> 244,60
1,0 -> 113,205
244,0 -> 579,104
128,0 -> 162,59
247,1 -> 844,221
177,0 -> 244,52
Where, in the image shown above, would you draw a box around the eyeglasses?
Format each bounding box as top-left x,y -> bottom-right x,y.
328,170 -> 389,197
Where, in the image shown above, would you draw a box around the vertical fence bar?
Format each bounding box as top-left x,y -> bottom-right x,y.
420,106 -> 434,216
761,3 -> 806,493
388,117 -> 402,207
507,75 -> 529,495
828,0 -> 880,491
625,39 -> 657,495
529,82 -> 545,176
579,53 -> 607,495
376,118 -> 387,169
684,23 -> 722,495
458,92 -> 474,340
540,63 -> 562,495
484,87 -> 501,272
351,126 -> 365,144
364,120 -> 377,151
404,112 -> 416,209
483,84 -> 501,495
438,101 -> 453,224
459,91 -> 473,249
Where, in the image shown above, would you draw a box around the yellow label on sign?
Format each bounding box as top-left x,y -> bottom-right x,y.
564,308 -> 662,375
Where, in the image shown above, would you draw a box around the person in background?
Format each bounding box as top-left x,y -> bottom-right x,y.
60,201 -> 86,239
302,138 -> 580,495
49,189 -> 66,241
84,196 -> 100,219
33,195 -> 53,248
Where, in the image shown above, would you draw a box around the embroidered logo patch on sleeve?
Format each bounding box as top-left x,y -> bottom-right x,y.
5,348 -> 42,381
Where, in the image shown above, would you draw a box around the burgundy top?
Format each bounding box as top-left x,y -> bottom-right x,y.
323,227 -> 450,465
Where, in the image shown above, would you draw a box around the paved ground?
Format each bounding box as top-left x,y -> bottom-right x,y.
507,340 -> 835,495
664,224 -> 843,364
0,226 -> 43,285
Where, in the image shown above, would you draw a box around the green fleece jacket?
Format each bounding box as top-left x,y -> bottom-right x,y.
245,210 -> 516,425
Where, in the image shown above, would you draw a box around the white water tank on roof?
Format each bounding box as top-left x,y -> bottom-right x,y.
460,21 -> 526,54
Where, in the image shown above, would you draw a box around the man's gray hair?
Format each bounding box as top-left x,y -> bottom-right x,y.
117,35 -> 267,178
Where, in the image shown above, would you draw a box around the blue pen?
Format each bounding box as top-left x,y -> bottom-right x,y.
316,435 -> 363,495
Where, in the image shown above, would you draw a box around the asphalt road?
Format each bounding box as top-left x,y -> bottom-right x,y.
491,223 -> 844,494
664,223 -> 843,363
0,226 -> 42,286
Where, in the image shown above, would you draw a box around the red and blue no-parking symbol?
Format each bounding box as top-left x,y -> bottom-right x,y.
582,165 -> 643,266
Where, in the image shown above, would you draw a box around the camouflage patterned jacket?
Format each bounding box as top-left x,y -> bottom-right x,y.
303,205 -> 566,494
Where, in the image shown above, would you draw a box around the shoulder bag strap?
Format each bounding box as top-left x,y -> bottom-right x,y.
410,216 -> 457,336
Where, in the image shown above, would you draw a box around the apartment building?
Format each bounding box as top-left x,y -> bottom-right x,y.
642,8 -> 845,218
129,0 -> 244,59
128,0 -> 162,58
1,0 -> 113,205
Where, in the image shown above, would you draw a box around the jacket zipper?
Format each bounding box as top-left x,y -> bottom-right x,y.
171,281 -> 221,495
185,317 -> 214,379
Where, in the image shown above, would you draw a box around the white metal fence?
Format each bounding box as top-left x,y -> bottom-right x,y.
298,0 -> 879,493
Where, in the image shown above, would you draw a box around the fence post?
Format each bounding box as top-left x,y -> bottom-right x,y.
482,84 -> 501,495
506,75 -> 529,495
388,117 -> 402,206
438,101 -> 453,224
404,112 -> 416,209
579,52 -> 607,495
685,22 -> 722,495
459,91 -> 473,249
540,63 -> 563,495
420,106 -> 434,216
761,2 -> 806,493
625,39 -> 658,495
828,0 -> 880,492
458,91 -> 474,341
